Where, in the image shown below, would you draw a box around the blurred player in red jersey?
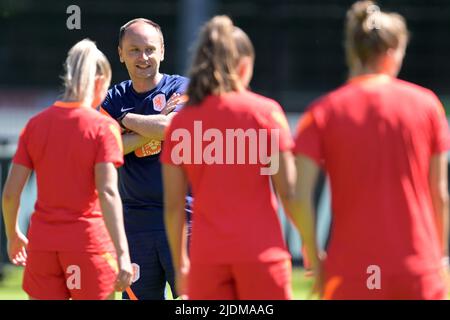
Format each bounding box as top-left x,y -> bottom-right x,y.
293,1 -> 450,299
2,39 -> 133,299
161,16 -> 321,300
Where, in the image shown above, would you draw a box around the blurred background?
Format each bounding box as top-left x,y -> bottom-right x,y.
1,0 -> 450,294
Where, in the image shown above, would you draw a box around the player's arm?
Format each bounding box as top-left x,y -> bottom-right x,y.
2,163 -> 31,266
429,152 -> 449,258
272,153 -> 324,297
272,152 -> 322,270
163,163 -> 189,297
95,162 -> 133,292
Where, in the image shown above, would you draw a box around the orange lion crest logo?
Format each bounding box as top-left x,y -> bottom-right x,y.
135,139 -> 162,157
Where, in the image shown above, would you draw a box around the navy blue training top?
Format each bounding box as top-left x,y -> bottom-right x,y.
101,74 -> 189,231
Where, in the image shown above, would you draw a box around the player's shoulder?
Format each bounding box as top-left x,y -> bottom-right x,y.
336,76 -> 437,101
385,78 -> 443,114
27,101 -> 74,126
234,91 -> 289,126
86,107 -> 117,123
235,91 -> 291,132
26,103 -> 116,134
73,107 -> 118,133
86,110 -> 122,141
301,91 -> 331,115
25,105 -> 55,130
392,78 -> 439,101
324,79 -> 366,104
239,90 -> 282,112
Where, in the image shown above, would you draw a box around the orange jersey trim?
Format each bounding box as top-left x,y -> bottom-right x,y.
348,73 -> 392,86
53,101 -> 84,109
297,111 -> 314,134
99,106 -> 113,118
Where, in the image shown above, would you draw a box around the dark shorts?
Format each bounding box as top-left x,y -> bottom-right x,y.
122,230 -> 177,300
122,209 -> 192,300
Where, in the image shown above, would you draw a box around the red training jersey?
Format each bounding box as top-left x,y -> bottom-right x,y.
161,90 -> 293,264
294,74 -> 449,277
13,101 -> 124,253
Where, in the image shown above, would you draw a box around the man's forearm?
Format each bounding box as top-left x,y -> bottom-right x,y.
122,132 -> 152,155
122,113 -> 176,141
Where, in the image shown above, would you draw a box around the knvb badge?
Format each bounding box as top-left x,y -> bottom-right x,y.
153,94 -> 166,112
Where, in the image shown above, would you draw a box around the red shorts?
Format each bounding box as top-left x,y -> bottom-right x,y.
324,270 -> 447,300
187,259 -> 292,300
23,250 -> 118,300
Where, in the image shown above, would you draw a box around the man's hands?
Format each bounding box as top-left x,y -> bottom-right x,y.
119,92 -> 186,127
117,93 -> 186,143
161,93 -> 188,116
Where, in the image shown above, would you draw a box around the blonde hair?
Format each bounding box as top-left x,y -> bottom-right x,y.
62,39 -> 112,103
345,1 -> 409,70
186,15 -> 254,106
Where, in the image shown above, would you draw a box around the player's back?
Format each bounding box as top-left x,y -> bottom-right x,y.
23,102 -> 116,222
312,75 -> 446,274
181,90 -> 276,212
165,90 -> 291,263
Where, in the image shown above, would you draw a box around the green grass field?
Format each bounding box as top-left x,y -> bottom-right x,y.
0,264 -> 313,300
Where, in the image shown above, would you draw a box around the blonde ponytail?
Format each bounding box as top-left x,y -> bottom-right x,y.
62,39 -> 111,104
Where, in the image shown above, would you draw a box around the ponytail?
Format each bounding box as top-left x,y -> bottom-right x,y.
62,39 -> 111,104
345,1 -> 409,70
186,15 -> 254,106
